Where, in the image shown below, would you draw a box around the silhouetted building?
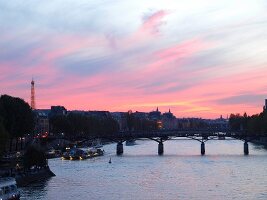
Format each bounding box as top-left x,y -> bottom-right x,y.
176,118 -> 191,129
111,112 -> 128,131
34,109 -> 50,136
148,107 -> 161,121
264,99 -> 267,112
86,111 -> 111,119
50,106 -> 67,116
162,109 -> 177,129
69,110 -> 87,115
133,111 -> 148,120
205,115 -> 228,129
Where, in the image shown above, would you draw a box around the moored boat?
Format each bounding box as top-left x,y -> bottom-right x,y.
62,148 -> 85,160
45,149 -> 62,159
86,148 -> 104,158
0,177 -> 20,200
62,147 -> 104,160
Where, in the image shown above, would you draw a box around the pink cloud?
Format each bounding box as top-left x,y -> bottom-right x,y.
1,9 -> 266,119
142,38 -> 209,74
141,10 -> 168,34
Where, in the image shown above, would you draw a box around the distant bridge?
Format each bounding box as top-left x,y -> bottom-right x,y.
107,129 -> 261,156
45,128 -> 266,156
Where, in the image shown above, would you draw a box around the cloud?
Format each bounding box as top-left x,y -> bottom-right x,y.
0,0 -> 267,118
216,94 -> 267,105
141,10 -> 168,34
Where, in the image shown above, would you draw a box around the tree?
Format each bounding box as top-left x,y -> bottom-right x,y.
23,145 -> 47,169
0,95 -> 34,151
260,112 -> 267,135
0,120 -> 9,156
229,114 -> 242,131
49,113 -> 119,139
247,114 -> 261,134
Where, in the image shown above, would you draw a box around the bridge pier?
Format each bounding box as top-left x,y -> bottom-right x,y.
116,142 -> 123,155
158,142 -> 164,155
201,142 -> 205,155
244,141 -> 249,155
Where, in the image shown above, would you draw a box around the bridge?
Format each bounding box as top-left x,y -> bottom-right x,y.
45,128 -> 267,156
107,129 -> 260,156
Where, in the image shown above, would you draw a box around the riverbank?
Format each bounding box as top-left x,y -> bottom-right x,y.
1,153 -> 56,187
16,166 -> 55,187
251,137 -> 267,146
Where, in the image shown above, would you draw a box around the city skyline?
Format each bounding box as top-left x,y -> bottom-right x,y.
1,1 -> 267,118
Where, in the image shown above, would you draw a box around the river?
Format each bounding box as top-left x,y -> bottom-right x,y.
20,139 -> 267,200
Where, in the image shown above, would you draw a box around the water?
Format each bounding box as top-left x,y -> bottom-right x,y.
20,139 -> 267,200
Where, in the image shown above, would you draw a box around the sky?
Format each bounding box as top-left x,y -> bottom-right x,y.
0,0 -> 267,118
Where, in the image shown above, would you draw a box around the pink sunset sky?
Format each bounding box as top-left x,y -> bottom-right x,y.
0,0 -> 267,118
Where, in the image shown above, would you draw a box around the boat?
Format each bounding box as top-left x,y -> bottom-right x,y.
0,177 -> 20,200
86,148 -> 104,158
126,139 -> 136,146
62,148 -> 86,160
45,149 -> 62,159
62,151 -> 71,160
62,147 -> 104,160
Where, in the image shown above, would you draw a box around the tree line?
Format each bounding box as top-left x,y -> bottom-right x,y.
49,113 -> 119,139
229,111 -> 267,135
126,111 -> 158,131
0,95 -> 34,155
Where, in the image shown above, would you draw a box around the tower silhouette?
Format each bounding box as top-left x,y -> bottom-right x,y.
31,79 -> 36,109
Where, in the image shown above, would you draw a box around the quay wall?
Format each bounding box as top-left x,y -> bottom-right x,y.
16,167 -> 55,186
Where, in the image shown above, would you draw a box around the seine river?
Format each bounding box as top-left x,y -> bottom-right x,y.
20,139 -> 267,200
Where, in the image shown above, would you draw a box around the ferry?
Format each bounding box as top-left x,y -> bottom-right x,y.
86,148 -> 104,158
62,147 -> 104,160
0,177 -> 20,200
62,148 -> 85,160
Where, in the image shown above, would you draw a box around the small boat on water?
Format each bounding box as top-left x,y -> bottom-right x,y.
0,177 -> 20,200
86,148 -> 104,158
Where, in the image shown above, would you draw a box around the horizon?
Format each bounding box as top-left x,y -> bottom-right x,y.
1,1 -> 267,118
2,91 -> 265,120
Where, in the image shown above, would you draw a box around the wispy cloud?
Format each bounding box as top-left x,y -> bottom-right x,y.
0,0 -> 267,118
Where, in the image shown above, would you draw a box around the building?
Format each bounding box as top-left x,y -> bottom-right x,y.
162,109 -> 177,129
111,112 -> 128,131
86,111 -> 111,119
148,107 -> 161,121
264,99 -> 267,112
50,106 -> 67,116
205,115 -> 228,129
133,111 -> 148,120
176,118 -> 202,129
34,109 -> 50,136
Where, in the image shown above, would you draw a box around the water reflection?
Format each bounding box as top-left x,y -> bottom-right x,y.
20,140 -> 267,200
20,178 -> 51,200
